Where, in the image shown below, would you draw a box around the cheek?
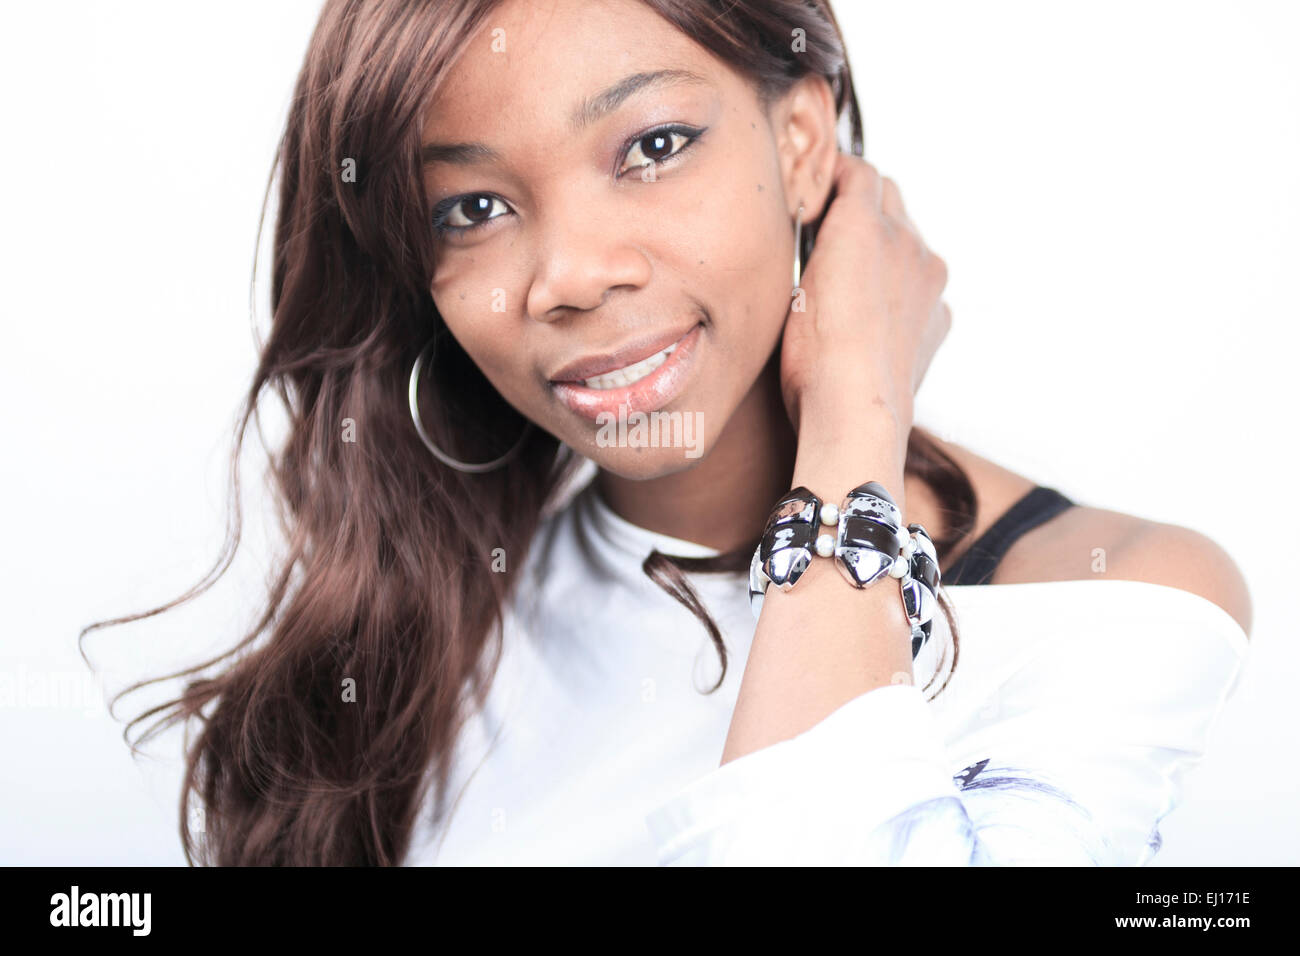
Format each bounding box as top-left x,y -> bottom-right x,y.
695,192 -> 793,365
432,288 -> 528,400
680,143 -> 791,333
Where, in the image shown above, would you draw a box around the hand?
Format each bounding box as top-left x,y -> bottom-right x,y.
778,153 -> 952,447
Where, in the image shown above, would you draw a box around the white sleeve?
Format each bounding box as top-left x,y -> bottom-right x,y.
643,589 -> 1249,866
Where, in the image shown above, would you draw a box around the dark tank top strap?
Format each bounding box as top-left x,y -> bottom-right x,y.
942,486 -> 1076,586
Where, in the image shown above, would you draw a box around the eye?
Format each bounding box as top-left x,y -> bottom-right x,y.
431,124 -> 706,239
432,194 -> 510,236
617,124 -> 704,177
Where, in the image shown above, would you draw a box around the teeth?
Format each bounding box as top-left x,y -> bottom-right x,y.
583,342 -> 678,390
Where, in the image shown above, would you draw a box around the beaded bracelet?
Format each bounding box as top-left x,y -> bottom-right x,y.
747,480 -> 940,659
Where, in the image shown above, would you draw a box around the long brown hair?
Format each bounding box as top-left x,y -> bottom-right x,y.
81,0 -> 975,866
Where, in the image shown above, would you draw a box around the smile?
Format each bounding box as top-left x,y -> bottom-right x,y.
581,341 -> 680,389
549,322 -> 703,422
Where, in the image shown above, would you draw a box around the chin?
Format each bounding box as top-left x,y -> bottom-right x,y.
548,390 -> 718,478
580,433 -> 714,481
596,454 -> 703,482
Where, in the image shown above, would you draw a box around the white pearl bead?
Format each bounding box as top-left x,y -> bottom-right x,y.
815,533 -> 835,557
819,503 -> 839,526
888,555 -> 909,578
903,536 -> 917,558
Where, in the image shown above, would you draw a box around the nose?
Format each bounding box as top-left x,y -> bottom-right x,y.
525,212 -> 653,321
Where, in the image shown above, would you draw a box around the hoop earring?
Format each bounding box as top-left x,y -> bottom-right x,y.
792,203 -> 805,290
408,337 -> 532,474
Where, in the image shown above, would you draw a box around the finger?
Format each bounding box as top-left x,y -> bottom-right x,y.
881,176 -> 920,236
931,253 -> 949,294
914,300 -> 953,394
881,176 -> 904,222
831,151 -> 882,210
924,299 -> 952,356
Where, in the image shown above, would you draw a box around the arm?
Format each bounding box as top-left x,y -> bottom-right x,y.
646,584 -> 1249,866
722,151 -> 948,764
719,406 -> 913,765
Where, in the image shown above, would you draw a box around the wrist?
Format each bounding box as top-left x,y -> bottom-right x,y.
796,383 -> 910,447
792,408 -> 908,507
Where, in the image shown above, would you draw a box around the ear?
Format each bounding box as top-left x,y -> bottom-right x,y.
769,74 -> 840,221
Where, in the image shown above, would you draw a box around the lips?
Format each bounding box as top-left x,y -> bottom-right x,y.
550,322 -> 703,421
548,323 -> 699,384
578,338 -> 680,389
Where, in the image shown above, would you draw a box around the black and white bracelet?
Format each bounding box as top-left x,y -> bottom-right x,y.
747,480 -> 940,659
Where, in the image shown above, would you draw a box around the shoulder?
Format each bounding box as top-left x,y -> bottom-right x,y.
995,505 -> 1254,639
1100,521 -> 1253,638
999,507 -> 1252,639
919,432 -> 1252,637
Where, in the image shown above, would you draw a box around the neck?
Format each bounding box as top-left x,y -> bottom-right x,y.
594,353 -> 797,554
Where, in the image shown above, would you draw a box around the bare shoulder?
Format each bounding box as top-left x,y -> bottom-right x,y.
915,431 -> 1253,637
1096,521 -> 1253,637
997,509 -> 1253,637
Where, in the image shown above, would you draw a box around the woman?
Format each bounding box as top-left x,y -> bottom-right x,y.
93,0 -> 1252,865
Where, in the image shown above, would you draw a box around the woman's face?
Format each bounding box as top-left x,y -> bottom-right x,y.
420,0 -> 811,479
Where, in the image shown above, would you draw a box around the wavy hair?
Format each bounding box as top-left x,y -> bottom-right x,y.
81,0 -> 975,866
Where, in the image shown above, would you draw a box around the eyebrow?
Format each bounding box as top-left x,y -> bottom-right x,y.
420,68 -> 708,167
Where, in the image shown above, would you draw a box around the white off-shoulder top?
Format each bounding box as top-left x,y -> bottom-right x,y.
405,478 -> 1250,866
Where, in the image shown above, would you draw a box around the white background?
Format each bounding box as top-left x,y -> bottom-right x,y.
2,0 -> 1296,865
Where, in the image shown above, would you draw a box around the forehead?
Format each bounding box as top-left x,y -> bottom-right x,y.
421,0 -> 736,136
